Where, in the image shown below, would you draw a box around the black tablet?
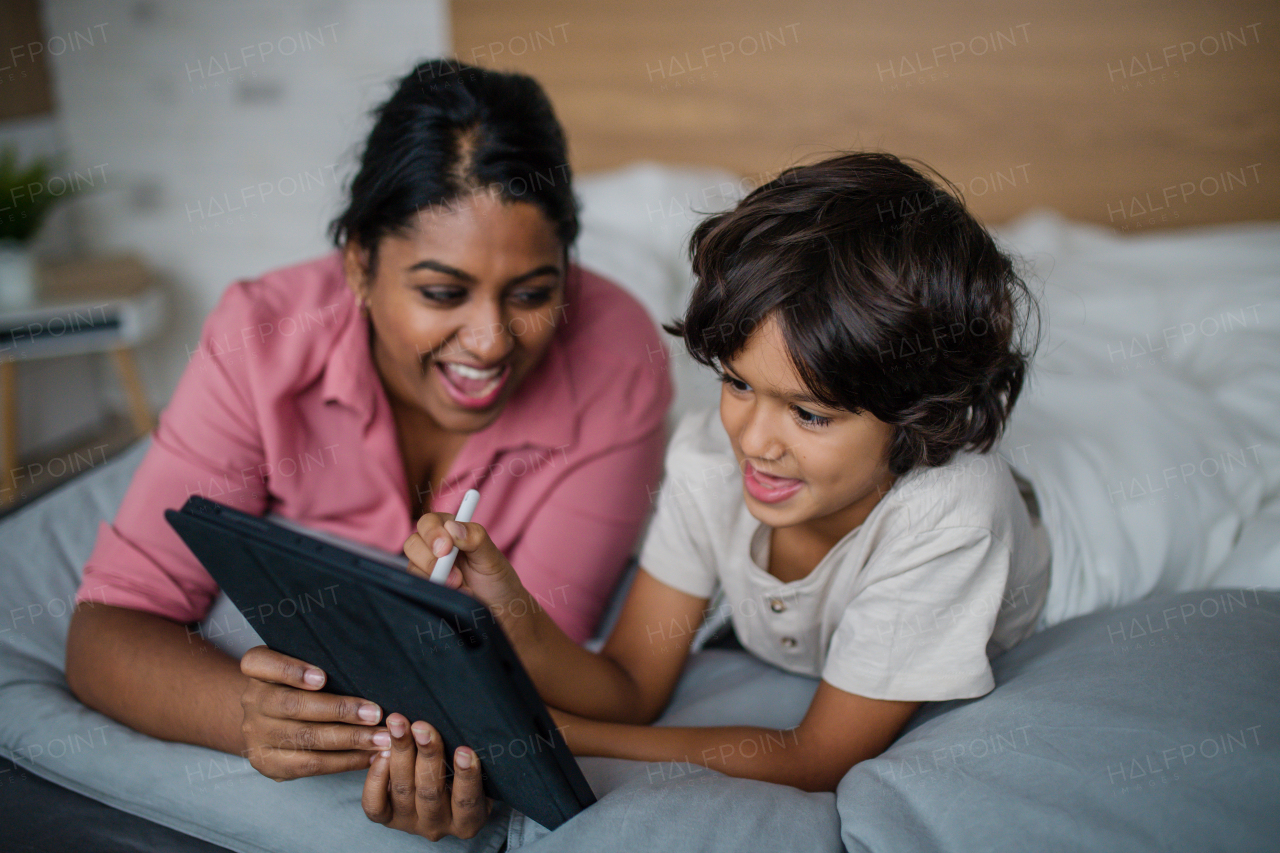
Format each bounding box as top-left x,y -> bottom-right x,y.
165,495 -> 596,830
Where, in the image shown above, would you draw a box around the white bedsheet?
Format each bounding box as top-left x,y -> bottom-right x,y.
574,166 -> 1280,623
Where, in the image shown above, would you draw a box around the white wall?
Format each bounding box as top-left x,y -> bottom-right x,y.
4,0 -> 449,456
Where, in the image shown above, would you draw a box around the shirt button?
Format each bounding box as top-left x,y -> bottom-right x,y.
769,598 -> 787,613
780,636 -> 797,648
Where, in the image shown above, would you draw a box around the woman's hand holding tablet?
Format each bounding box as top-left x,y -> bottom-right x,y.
361,712 -> 494,841
238,647 -> 391,780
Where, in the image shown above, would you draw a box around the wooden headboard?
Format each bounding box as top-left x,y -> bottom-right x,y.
452,0 -> 1278,230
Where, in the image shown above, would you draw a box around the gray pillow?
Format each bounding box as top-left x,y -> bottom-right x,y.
838,588 -> 1280,853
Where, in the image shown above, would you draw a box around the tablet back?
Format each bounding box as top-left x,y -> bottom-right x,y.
165,496 -> 595,830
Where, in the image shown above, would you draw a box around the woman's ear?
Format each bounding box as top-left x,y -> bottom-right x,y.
342,240 -> 372,307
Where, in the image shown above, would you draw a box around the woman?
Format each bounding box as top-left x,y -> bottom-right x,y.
64,59 -> 672,785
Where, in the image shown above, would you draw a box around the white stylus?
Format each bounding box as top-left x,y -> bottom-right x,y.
430,488 -> 480,584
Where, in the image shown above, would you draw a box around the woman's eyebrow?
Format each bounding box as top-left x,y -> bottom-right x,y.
506,264 -> 561,286
406,258 -> 474,281
404,260 -> 561,287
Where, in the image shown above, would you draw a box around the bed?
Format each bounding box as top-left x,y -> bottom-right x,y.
2,162 -> 1279,852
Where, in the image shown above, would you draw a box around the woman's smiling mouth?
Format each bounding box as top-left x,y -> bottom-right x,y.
434,361 -> 511,409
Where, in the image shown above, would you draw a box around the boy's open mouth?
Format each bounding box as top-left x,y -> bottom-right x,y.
742,461 -> 804,503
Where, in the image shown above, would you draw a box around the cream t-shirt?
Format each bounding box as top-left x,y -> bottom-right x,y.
639,407 -> 1051,702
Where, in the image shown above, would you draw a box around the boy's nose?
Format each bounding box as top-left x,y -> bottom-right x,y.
737,406 -> 787,462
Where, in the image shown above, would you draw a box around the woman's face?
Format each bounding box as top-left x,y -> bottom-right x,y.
344,192 -> 566,434
718,315 -> 897,540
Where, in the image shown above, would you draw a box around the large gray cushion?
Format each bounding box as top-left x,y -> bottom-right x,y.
839,588 -> 1280,852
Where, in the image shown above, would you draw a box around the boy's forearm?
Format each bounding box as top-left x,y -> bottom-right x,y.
495,592 -> 651,724
549,708 -> 819,790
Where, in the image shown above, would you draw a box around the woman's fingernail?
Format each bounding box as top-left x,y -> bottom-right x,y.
445,520 -> 465,539
388,718 -> 406,737
455,749 -> 473,769
303,669 -> 324,687
358,704 -> 380,723
373,732 -> 391,748
433,537 -> 452,557
412,724 -> 429,746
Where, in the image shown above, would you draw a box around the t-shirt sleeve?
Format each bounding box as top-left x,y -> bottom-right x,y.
76,282 -> 269,624
821,526 -> 1011,702
636,423 -> 724,601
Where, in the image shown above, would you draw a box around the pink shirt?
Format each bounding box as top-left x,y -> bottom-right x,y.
77,251 -> 672,643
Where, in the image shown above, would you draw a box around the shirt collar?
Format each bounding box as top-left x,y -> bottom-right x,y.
321,289 -> 379,429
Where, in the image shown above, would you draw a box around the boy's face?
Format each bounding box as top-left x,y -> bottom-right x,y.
718,316 -> 897,540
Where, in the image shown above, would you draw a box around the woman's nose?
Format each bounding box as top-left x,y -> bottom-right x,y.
459,303 -> 513,362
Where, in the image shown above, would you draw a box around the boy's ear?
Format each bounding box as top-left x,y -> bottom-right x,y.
342,240 -> 372,305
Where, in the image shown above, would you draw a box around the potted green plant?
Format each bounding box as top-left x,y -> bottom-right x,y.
0,144 -> 77,308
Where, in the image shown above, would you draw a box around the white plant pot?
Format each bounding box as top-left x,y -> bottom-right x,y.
0,241 -> 38,309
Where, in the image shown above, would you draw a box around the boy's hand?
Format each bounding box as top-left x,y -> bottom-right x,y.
362,713 -> 493,842
404,512 -> 529,628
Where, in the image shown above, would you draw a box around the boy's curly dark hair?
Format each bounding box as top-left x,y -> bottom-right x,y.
665,151 -> 1039,476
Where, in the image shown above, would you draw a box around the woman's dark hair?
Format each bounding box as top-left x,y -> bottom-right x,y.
666,151 -> 1039,476
328,58 -> 579,274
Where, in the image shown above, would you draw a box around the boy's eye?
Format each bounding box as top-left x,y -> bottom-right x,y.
721,375 -> 751,394
793,405 -> 832,427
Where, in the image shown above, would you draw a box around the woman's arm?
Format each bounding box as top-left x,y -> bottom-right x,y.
407,514 -> 707,725
66,601 -> 390,778
66,601 -> 249,755
547,681 -> 920,793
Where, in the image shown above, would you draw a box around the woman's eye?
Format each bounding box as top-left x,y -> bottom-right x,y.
793,405 -> 831,427
721,375 -> 751,394
417,287 -> 466,303
510,288 -> 555,307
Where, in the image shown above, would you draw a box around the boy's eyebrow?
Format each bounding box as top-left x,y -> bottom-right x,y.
405,260 -> 562,287
721,363 -> 829,408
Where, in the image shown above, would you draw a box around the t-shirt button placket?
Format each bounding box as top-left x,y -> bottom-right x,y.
769,597 -> 787,613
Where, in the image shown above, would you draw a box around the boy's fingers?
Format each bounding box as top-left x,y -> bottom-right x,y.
240,646 -> 327,690
361,752 -> 393,824
448,521 -> 508,576
415,512 -> 456,554
403,533 -> 433,574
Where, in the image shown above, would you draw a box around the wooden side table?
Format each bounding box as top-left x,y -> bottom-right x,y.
0,254 -> 165,506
